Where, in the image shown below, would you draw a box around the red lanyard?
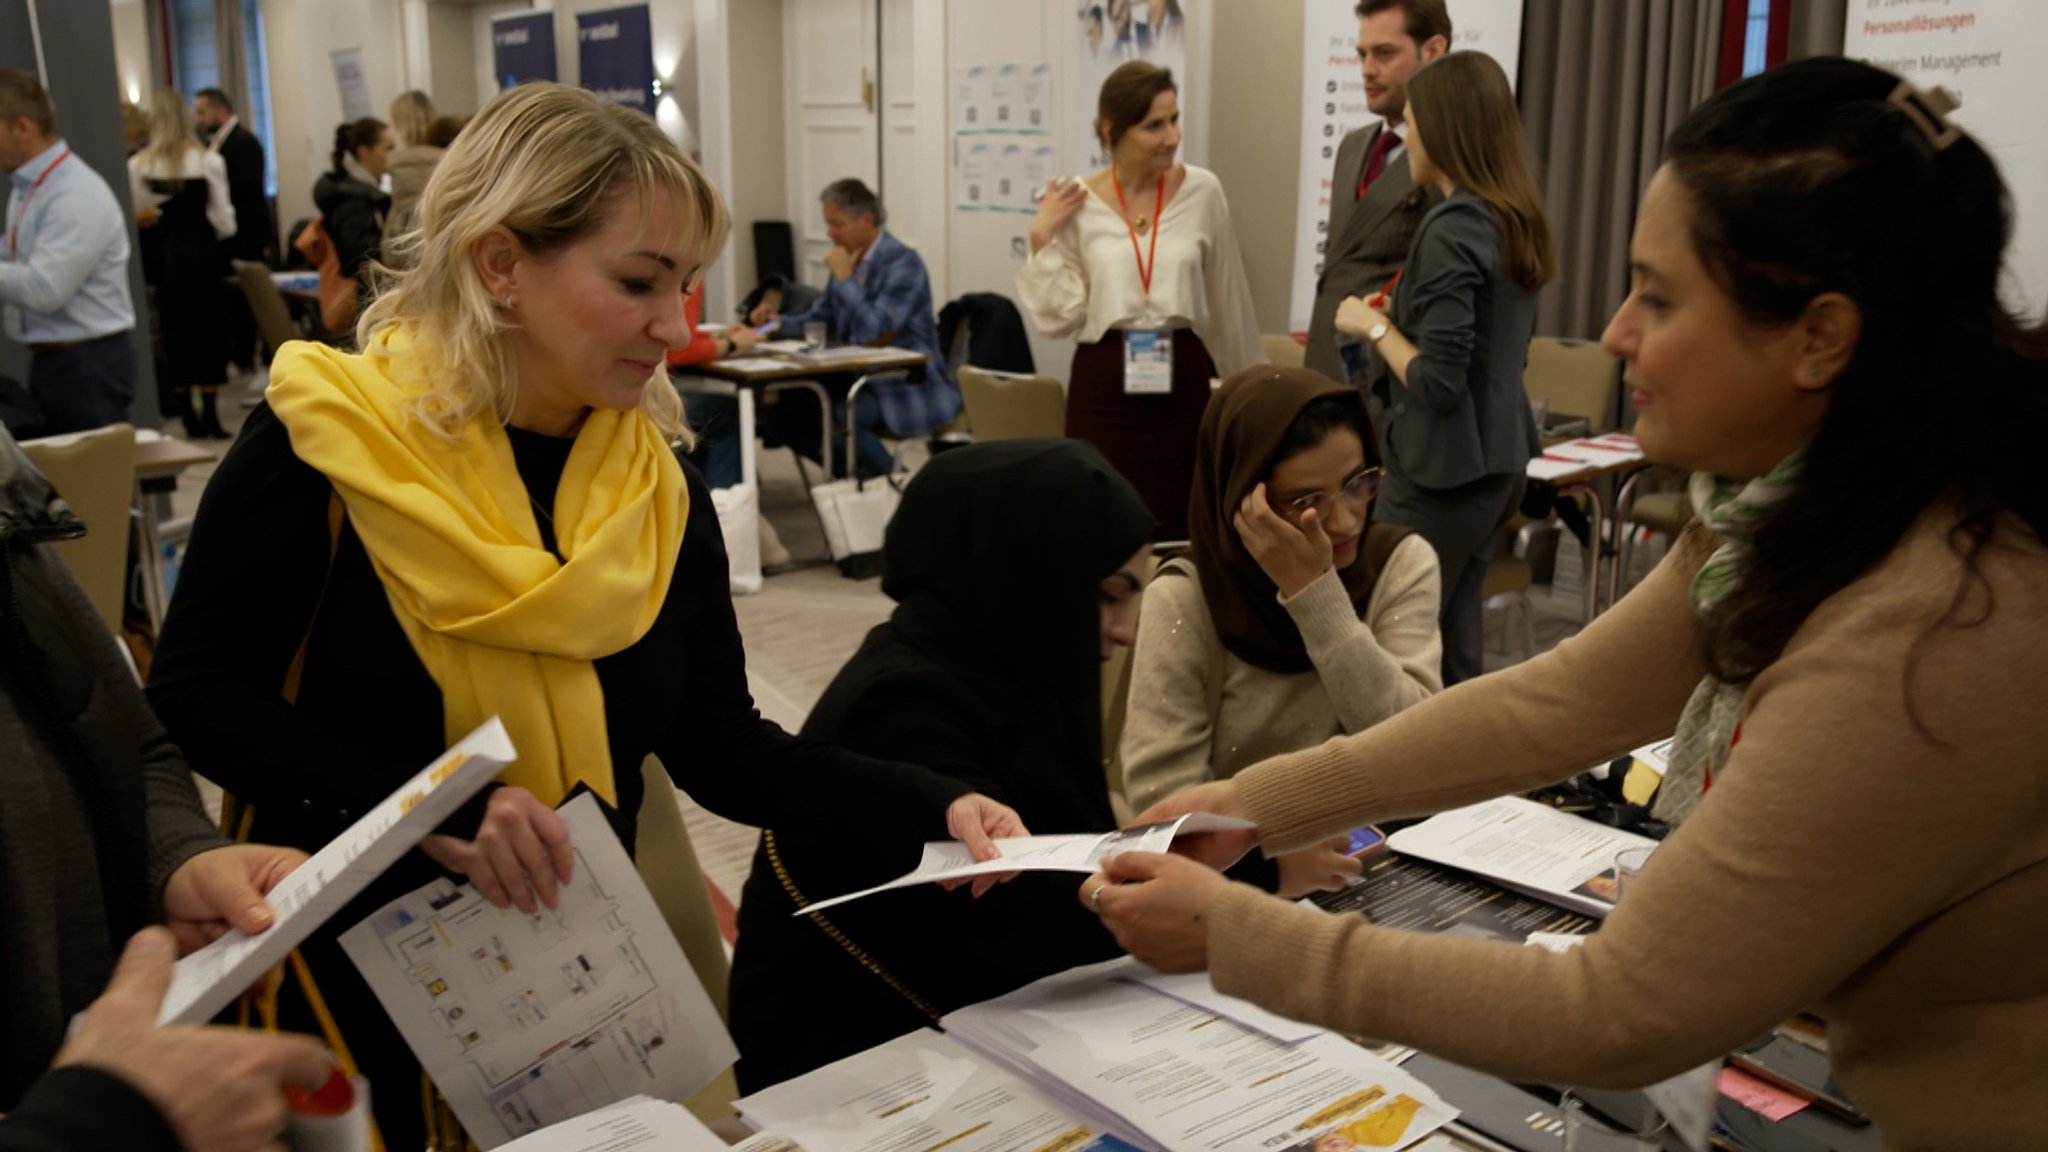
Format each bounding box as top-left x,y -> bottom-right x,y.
1112,172 -> 1165,298
9,150 -> 70,260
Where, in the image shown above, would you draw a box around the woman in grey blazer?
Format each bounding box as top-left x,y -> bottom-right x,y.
1334,51 -> 1555,684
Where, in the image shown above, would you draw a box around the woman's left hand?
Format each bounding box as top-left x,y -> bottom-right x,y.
1235,483 -> 1331,598
943,793 -> 1030,898
1080,851 -> 1229,973
1333,296 -> 1392,342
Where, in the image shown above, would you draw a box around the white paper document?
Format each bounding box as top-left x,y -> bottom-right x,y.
713,357 -> 799,374
339,794 -> 737,1149
1131,967 -> 1323,1045
160,718 -> 515,1025
493,1095 -> 727,1152
755,340 -> 809,355
943,960 -> 1458,1152
798,345 -> 921,366
735,1030 -> 1145,1152
797,814 -> 1256,915
1386,797 -> 1660,918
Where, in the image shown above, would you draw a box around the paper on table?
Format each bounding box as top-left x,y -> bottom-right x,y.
796,813 -> 1255,915
799,345 -> 919,365
492,1096 -> 727,1152
159,718 -> 514,1025
943,960 -> 1458,1152
755,340 -> 808,354
735,1030 -> 1143,1152
714,357 -> 799,373
339,795 -> 737,1149
1131,966 -> 1323,1044
1385,797 -> 1659,918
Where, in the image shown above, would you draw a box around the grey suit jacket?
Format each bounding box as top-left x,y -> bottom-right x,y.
1379,190 -> 1541,491
1305,123 -> 1442,387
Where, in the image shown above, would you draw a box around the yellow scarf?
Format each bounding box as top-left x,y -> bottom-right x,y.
266,334 -> 686,805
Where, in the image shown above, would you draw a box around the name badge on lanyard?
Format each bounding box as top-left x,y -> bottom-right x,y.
1121,315 -> 1173,395
1114,172 -> 1172,396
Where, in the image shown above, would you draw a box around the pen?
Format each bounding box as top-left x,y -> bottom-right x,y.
1370,267 -> 1404,309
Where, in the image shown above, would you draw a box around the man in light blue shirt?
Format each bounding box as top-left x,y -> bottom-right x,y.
0,70 -> 138,434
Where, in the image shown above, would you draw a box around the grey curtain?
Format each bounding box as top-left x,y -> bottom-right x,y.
1787,0 -> 1847,61
1517,0 -> 1724,341
212,0 -> 249,115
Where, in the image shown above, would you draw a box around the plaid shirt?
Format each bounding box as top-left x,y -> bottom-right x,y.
777,231 -> 961,437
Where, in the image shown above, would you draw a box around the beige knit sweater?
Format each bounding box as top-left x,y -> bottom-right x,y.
1210,508 -> 2048,1150
1120,536 -> 1442,813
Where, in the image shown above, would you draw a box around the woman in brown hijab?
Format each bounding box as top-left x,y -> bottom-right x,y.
1119,367 -> 1443,891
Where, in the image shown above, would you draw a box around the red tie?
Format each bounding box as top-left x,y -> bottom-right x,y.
1356,128 -> 1399,199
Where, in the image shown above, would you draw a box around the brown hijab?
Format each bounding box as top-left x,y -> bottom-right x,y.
1185,366 -> 1410,674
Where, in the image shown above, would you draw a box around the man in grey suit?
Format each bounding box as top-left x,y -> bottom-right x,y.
1305,0 -> 1451,396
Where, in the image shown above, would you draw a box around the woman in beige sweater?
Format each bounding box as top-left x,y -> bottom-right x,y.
1083,58 -> 2048,1150
1120,368 -> 1440,897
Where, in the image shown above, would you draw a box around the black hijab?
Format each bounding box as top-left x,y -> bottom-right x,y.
873,439 -> 1156,822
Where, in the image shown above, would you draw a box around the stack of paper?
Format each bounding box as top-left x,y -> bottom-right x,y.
1526,434 -> 1646,481
492,1096 -> 728,1152
941,960 -> 1458,1152
1384,796 -> 1660,918
736,1030 -> 1144,1152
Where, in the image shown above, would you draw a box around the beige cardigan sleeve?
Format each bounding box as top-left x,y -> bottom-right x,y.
1205,523 -> 2048,1089
1280,534 -> 1443,734
1118,570 -> 1222,814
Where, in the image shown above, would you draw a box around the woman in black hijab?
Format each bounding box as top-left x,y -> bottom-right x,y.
728,439 -> 1155,1091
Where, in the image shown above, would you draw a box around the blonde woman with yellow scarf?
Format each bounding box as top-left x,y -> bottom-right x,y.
146,83 -> 1025,1150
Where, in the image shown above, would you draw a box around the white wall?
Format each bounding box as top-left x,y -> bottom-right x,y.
109,0 -> 151,106
942,0 -> 1212,383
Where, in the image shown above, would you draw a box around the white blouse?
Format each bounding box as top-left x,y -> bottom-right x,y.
1015,164 -> 1262,377
128,147 -> 236,241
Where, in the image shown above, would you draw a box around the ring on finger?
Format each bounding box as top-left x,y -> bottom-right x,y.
1089,885 -> 1105,914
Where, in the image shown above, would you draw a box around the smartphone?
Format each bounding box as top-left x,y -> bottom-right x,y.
1729,1033 -> 1868,1125
1345,826 -> 1387,857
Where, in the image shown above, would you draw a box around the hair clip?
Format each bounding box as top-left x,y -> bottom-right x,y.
1886,79 -> 1961,152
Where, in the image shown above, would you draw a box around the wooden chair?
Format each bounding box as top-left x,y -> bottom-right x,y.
20,424 -> 136,636
957,365 -> 1065,442
234,259 -> 303,355
1525,336 -> 1620,433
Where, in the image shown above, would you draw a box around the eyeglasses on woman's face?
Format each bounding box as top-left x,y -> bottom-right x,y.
1278,466 -> 1384,525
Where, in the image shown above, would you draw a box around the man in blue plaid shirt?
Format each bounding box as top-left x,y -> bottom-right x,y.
749,178 -> 959,478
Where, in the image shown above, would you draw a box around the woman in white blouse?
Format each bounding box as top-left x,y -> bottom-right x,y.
1018,61 -> 1260,540
130,90 -> 235,439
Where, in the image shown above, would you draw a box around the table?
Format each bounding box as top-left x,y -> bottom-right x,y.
133,434 -> 217,630
690,345 -> 928,482
1526,433 -> 1649,621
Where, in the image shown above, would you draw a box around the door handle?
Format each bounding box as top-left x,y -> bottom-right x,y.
862,66 -> 875,114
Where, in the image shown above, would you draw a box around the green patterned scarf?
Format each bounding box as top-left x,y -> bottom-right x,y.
1653,450 -> 1804,824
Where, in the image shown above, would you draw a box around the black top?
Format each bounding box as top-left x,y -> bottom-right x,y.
729,440 -> 1156,1091
147,402 -> 968,1145
0,1067 -> 182,1152
311,172 -> 387,282
214,125 -> 272,263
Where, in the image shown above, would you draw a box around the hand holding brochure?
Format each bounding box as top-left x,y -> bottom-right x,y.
159,718 -> 515,1025
339,794 -> 737,1149
795,813 -> 1255,915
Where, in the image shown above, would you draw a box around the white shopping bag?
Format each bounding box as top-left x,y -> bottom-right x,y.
711,481 -> 763,595
810,472 -> 904,578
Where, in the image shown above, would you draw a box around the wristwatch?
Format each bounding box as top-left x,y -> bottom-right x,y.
1366,322 -> 1390,345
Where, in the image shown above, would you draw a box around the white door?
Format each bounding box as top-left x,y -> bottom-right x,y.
784,0 -> 880,285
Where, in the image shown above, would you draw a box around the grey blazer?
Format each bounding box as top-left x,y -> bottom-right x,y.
1379,190 -> 1540,491
1305,123 -> 1442,387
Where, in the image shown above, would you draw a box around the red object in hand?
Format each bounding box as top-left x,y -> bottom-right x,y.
284,1064 -> 354,1117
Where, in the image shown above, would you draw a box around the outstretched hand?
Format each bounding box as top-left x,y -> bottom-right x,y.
1080,851 -> 1228,973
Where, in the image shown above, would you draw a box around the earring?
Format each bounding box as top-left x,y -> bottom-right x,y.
502,292 -> 518,310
